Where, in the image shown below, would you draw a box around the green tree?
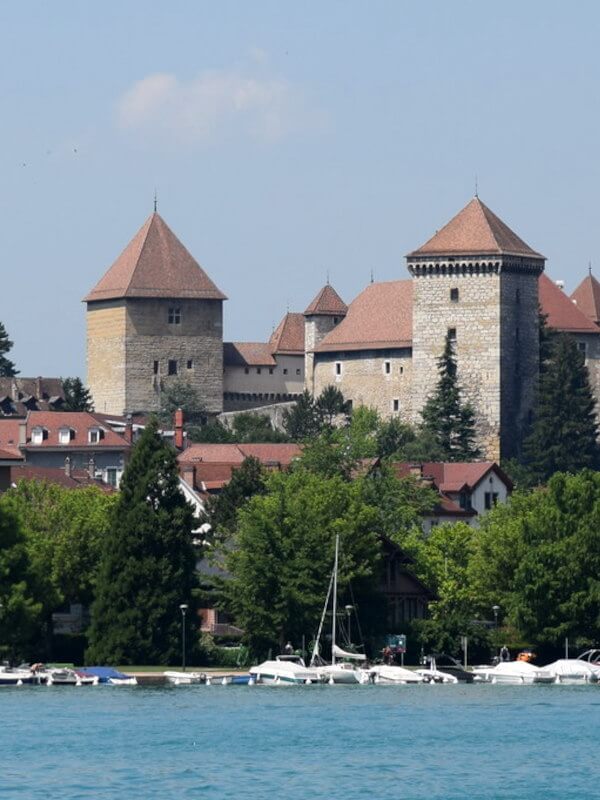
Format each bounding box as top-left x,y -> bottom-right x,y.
420,333 -> 480,461
315,385 -> 352,427
159,379 -> 207,427
282,390 -> 321,440
207,456 -> 267,537
87,419 -> 197,665
523,334 -> 599,484
231,413 -> 290,443
187,420 -> 234,443
0,321 -> 18,377
221,469 -> 382,657
0,504 -> 41,660
61,377 -> 94,411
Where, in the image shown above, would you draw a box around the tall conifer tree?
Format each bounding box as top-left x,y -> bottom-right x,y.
87,418 -> 197,665
0,322 -> 18,377
523,334 -> 599,483
62,377 -> 94,411
420,333 -> 480,461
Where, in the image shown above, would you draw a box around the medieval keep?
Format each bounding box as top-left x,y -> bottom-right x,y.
84,198 -> 600,460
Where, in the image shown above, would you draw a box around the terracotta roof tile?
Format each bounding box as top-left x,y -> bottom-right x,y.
223,342 -> 276,367
315,280 -> 412,353
392,461 -> 511,493
84,213 -> 226,302
539,274 -> 599,334
238,444 -> 301,464
0,419 -> 23,457
570,273 -> 600,326
8,465 -> 116,492
22,411 -> 130,449
304,284 -> 348,316
408,198 -> 544,259
269,312 -> 305,354
178,444 -> 246,465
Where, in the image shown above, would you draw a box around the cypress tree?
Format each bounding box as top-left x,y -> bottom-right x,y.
87,418 -> 197,665
420,332 -> 480,461
62,377 -> 94,411
523,334 -> 599,483
0,322 -> 18,377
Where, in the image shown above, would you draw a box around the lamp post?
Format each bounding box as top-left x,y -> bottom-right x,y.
492,605 -> 500,629
179,604 -> 188,671
344,605 -> 354,645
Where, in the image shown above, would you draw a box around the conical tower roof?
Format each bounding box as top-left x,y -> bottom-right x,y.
84,213 -> 226,302
269,312 -> 305,354
571,271 -> 600,325
408,197 -> 544,259
304,284 -> 348,316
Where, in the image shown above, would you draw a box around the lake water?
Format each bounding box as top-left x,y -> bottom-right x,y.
1,683 -> 599,799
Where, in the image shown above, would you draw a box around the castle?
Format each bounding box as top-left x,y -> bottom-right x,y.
85,197 -> 600,460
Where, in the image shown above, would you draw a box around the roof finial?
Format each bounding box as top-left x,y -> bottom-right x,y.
474,174 -> 478,198
286,299 -> 289,313
326,269 -> 330,285
370,268 -> 374,284
589,260 -> 593,275
153,189 -> 158,213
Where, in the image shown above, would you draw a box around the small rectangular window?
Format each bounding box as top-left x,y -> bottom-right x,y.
448,328 -> 457,341
296,368 -> 301,376
400,366 -> 404,375
450,288 -> 459,302
168,307 -> 181,324
578,342 -> 587,357
168,360 -> 178,376
335,362 -> 342,376
484,492 -> 492,510
257,368 -> 262,375
269,367 -> 274,375
187,359 -> 193,370
393,399 -> 399,412
153,360 -> 159,375
384,361 -> 391,375
283,368 -> 288,375
244,367 -> 249,374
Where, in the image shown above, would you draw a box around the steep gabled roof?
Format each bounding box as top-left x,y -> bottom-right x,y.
269,312 -> 305,354
539,274 -> 600,334
408,197 -> 544,259
304,284 -> 348,316
84,213 -> 226,302
315,280 -> 412,353
571,272 -> 600,326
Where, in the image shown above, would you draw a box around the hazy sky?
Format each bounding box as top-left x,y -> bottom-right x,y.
2,1 -> 599,377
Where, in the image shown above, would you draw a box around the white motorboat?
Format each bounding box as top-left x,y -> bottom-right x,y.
472,661 -> 554,684
0,666 -> 35,686
544,659 -> 599,684
577,649 -> 600,673
45,668 -> 99,686
249,655 -> 323,685
164,670 -> 205,685
369,664 -> 424,684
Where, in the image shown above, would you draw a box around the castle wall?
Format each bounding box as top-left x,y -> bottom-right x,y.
313,348 -> 413,419
305,316 -> 341,394
86,301 -> 127,414
124,298 -> 223,415
410,270 -> 502,460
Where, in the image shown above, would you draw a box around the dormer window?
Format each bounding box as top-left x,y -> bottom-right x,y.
58,427 -> 75,445
88,427 -> 104,444
31,426 -> 48,445
168,307 -> 181,324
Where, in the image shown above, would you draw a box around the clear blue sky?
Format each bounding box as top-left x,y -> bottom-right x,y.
2,0 -> 599,377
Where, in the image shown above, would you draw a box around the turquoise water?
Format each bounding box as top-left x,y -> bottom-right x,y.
1,684 -> 599,799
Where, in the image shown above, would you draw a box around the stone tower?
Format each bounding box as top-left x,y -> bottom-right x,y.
303,283 -> 347,393
407,197 -> 545,460
84,212 -> 226,416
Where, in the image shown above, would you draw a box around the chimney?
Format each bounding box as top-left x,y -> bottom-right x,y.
174,408 -> 184,450
124,413 -> 133,444
181,463 -> 195,487
64,456 -> 72,478
409,464 -> 423,480
36,376 -> 42,399
88,455 -> 96,480
18,421 -> 27,446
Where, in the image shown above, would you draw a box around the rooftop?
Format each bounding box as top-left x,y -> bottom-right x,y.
539,274 -> 599,334
570,272 -> 600,326
304,284 -> 348,317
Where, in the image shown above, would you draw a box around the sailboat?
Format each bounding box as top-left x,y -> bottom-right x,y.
310,535 -> 370,685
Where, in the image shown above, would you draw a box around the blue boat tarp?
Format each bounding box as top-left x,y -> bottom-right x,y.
82,666 -> 134,682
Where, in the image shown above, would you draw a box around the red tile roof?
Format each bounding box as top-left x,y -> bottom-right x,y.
178,444 -> 246,465
238,443 -> 301,464
0,419 -> 23,458
570,273 -> 600,326
539,274 -> 599,334
408,197 -> 544,259
22,411 -> 130,450
315,280 -> 412,353
223,342 -> 277,367
269,312 -> 305,354
8,465 -> 116,492
393,461 -> 512,493
84,213 -> 226,302
304,284 -> 348,316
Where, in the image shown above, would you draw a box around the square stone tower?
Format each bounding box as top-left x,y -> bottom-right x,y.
84,212 -> 226,416
303,283 -> 347,394
407,197 -> 545,460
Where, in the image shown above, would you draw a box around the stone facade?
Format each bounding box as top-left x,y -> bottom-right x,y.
313,348 -> 413,419
223,353 -> 304,411
304,314 -> 342,394
88,297 -> 223,416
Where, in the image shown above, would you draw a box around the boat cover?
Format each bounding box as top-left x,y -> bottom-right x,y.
332,644 -> 366,661
82,666 -> 134,682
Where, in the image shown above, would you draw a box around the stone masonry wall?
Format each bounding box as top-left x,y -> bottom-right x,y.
124,298 -> 223,415
313,348 -> 413,420
411,271 -> 501,460
304,316 -> 341,394
499,271 -> 539,458
86,302 -> 127,415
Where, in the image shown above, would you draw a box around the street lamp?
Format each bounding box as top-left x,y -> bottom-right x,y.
492,605 -> 500,629
179,604 -> 188,671
344,605 -> 354,645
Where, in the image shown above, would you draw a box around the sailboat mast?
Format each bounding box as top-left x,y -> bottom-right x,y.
332,534 -> 339,665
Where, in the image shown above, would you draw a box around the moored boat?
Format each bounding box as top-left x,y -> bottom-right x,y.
544,659 -> 599,684
164,670 -> 206,685
249,655 -> 323,685
82,667 -> 138,685
472,661 -> 554,684
369,664 -> 424,684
